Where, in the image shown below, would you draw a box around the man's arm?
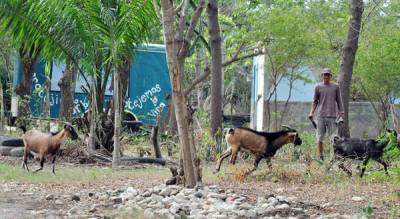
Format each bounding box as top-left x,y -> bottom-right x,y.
309,85 -> 319,117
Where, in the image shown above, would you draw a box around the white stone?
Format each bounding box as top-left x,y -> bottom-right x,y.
351,196 -> 364,202
160,188 -> 172,197
276,203 -> 290,209
257,197 -> 268,205
238,203 -> 253,210
143,208 -> 154,218
68,207 -> 78,214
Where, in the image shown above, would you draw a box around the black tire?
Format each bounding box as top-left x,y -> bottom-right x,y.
0,138 -> 24,147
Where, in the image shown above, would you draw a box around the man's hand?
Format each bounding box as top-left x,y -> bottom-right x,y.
308,113 -> 317,129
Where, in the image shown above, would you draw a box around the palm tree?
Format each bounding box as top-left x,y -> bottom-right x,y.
0,0 -> 157,163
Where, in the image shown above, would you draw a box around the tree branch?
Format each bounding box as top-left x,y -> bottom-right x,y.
184,50 -> 264,96
178,0 -> 205,58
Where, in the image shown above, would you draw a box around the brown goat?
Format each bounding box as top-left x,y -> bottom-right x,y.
20,123 -> 79,174
215,126 -> 302,173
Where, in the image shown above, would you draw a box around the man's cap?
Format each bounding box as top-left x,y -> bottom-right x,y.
322,68 -> 332,75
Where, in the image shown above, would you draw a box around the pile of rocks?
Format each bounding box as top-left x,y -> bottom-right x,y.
105,184 -> 356,219
1,182 -> 361,218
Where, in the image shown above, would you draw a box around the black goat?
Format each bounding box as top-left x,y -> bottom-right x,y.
329,129 -> 396,177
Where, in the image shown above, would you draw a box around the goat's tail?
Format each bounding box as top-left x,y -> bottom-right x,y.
228,128 -> 235,135
19,126 -> 27,133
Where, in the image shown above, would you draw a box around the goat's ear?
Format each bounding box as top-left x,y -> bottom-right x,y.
287,132 -> 297,137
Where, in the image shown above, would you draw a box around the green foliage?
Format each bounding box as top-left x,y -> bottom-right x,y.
383,135 -> 400,162
362,204 -> 374,218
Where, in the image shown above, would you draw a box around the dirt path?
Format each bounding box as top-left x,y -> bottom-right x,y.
0,190 -> 61,219
0,157 -> 398,218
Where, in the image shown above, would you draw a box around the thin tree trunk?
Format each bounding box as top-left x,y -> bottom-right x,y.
338,0 -> 363,138
168,103 -> 178,138
88,82 -> 97,154
118,59 -> 131,101
195,48 -> 204,110
0,82 -> 4,131
207,0 -> 223,152
59,59 -> 77,121
45,79 -> 51,132
151,125 -> 162,158
112,65 -> 121,168
160,0 -> 205,188
280,75 -> 294,126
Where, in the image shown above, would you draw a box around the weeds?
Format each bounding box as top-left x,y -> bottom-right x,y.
362,204 -> 374,218
0,162 -> 168,184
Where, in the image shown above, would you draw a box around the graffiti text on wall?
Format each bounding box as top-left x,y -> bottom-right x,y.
32,72 -> 45,98
125,84 -> 166,118
125,84 -> 161,110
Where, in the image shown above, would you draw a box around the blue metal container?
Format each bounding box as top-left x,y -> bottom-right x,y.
13,44 -> 171,126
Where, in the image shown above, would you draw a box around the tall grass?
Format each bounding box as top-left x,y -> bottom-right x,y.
0,162 -> 169,184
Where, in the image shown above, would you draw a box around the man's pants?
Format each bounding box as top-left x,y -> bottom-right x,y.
316,117 -> 337,143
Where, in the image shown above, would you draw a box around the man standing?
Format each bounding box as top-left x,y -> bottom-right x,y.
309,68 -> 344,161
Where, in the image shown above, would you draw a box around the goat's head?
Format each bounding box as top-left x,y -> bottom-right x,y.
64,123 -> 79,140
282,125 -> 302,146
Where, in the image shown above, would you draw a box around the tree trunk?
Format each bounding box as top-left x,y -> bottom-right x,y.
15,48 -> 37,96
168,103 -> 178,138
195,48 -> 205,110
160,0 -> 205,188
14,47 -> 41,128
88,82 -> 97,154
0,82 -> 4,131
151,125 -> 162,158
112,65 -> 121,168
207,0 -> 223,147
118,59 -> 131,101
338,0 -> 363,138
59,59 -> 77,121
44,79 -> 51,132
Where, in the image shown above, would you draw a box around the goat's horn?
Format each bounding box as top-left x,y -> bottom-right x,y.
281,125 -> 295,131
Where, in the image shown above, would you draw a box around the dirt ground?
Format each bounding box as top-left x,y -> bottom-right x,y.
0,156 -> 399,218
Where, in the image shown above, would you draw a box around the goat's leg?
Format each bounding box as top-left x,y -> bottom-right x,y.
34,156 -> 45,173
22,147 -> 30,172
359,158 -> 370,178
51,155 -> 57,175
375,158 -> 389,176
214,148 -> 232,173
248,155 -> 263,173
230,145 -> 240,165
